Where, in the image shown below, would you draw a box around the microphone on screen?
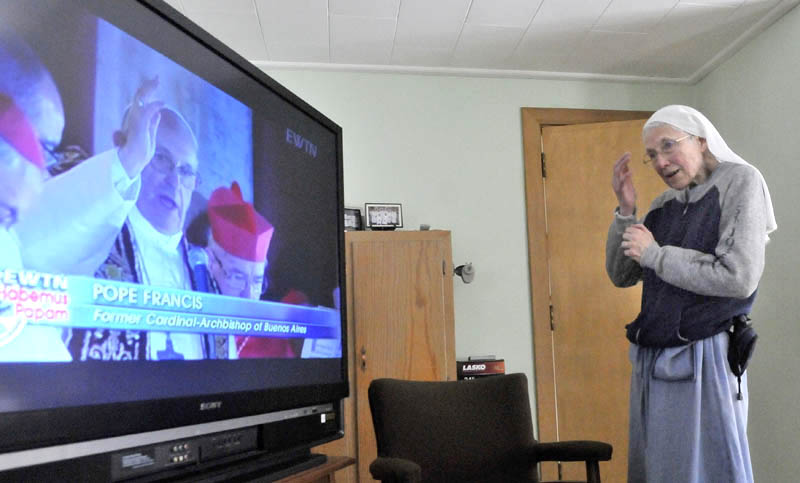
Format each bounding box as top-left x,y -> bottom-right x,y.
188,246 -> 211,293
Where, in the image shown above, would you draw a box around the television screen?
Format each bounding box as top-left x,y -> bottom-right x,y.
0,0 -> 346,477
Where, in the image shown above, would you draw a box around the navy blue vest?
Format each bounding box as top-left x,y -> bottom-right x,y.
625,187 -> 755,347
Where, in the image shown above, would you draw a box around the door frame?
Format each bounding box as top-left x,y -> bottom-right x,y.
521,108 -> 652,446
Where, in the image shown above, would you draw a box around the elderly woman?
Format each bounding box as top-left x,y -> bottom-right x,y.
606,105 -> 776,483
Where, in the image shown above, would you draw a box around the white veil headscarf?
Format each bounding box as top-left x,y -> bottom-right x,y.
644,104 -> 777,240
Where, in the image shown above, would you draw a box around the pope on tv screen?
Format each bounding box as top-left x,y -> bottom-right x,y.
0,0 -> 343,413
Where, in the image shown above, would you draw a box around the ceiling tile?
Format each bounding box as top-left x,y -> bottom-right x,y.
466,0 -> 544,28
649,2 -> 738,42
593,0 -> 679,33
186,11 -> 269,60
728,0 -> 780,21
394,0 -> 471,49
677,0 -> 743,5
511,28 -> 587,70
390,45 -> 454,66
628,3 -> 762,78
620,34 -> 736,77
520,55 -> 586,73
510,0 -> 608,68
330,15 -> 396,64
255,0 -> 329,45
181,0 -> 256,13
571,30 -> 649,74
172,0 -> 800,82
528,0 -> 613,29
516,27 -> 588,52
266,42 -> 330,62
330,0 -> 400,18
452,24 -> 526,68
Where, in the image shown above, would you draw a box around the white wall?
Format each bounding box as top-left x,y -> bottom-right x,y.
697,5 -> 800,482
265,68 -> 693,420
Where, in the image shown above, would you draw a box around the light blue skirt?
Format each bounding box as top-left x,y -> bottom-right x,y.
628,331 -> 753,483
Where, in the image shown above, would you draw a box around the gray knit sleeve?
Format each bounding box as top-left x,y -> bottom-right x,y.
639,164 -> 767,298
605,208 -> 642,287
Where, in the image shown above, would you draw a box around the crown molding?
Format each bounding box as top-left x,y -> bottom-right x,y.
252,61 -> 691,85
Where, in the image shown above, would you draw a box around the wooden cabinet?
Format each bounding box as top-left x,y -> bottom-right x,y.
315,230 -> 456,482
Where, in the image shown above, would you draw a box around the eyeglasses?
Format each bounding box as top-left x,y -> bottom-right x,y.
209,249 -> 267,295
150,148 -> 200,189
643,134 -> 692,165
40,141 -> 60,167
0,203 -> 18,230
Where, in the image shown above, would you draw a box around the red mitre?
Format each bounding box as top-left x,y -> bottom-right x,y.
208,182 -> 274,262
0,93 -> 45,170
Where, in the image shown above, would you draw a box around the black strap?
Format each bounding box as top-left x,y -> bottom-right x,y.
120,223 -> 139,284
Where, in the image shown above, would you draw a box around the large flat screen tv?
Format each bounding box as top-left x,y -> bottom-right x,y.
0,0 -> 347,479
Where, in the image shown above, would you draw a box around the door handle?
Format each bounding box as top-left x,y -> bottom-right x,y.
360,346 -> 367,371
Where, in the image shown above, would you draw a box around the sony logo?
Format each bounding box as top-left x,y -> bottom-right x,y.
463,364 -> 486,371
199,401 -> 222,411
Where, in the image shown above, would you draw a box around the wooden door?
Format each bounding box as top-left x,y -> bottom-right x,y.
537,119 -> 665,482
350,231 -> 455,482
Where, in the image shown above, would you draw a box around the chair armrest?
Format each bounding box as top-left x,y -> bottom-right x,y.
369,456 -> 423,483
531,440 -> 613,462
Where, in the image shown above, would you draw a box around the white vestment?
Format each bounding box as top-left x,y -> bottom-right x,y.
16,149 -> 140,275
126,207 -> 204,360
14,150 -> 204,360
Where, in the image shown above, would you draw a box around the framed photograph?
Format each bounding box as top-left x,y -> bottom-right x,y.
343,207 -> 363,231
365,203 -> 403,230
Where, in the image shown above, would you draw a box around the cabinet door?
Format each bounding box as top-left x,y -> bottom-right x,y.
352,234 -> 453,481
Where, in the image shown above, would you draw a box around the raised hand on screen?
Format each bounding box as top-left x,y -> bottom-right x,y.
114,76 -> 165,178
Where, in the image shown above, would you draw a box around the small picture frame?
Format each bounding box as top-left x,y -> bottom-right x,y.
365,203 -> 403,230
343,207 -> 363,231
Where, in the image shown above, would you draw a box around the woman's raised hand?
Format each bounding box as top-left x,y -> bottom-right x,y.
612,152 -> 636,216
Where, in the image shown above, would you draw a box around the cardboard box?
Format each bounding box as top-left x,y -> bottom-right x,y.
457,359 -> 505,380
